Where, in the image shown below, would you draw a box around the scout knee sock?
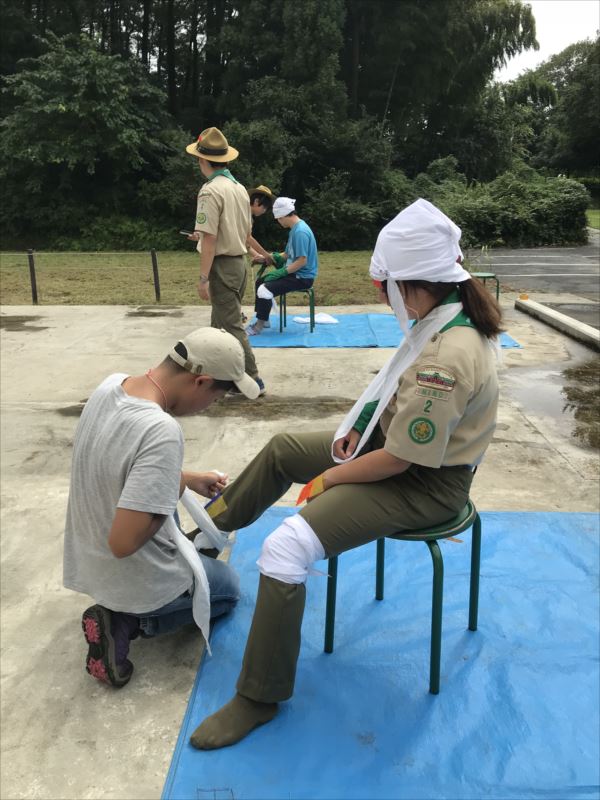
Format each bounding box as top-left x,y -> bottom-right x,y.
190,693 -> 278,750
189,574 -> 306,748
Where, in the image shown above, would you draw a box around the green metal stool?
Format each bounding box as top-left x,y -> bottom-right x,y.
324,500 -> 482,694
472,272 -> 500,301
254,263 -> 315,333
280,289 -> 315,333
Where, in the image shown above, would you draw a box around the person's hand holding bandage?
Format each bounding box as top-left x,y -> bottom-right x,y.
183,470 -> 229,498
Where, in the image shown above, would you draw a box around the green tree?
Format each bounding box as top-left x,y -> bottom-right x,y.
533,38 -> 600,175
339,0 -> 537,174
0,33 -> 174,243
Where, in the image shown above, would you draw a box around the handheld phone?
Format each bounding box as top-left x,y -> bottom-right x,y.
179,230 -> 194,236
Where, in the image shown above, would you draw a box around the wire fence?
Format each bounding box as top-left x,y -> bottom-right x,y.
0,249 -> 205,306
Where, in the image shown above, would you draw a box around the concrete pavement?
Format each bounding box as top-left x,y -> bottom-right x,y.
1,298 -> 599,799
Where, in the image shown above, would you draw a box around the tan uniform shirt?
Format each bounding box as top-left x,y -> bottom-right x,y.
380,325 -> 498,468
194,173 -> 252,256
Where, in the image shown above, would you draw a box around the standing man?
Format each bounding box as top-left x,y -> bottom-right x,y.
185,127 -> 265,395
247,197 -> 318,336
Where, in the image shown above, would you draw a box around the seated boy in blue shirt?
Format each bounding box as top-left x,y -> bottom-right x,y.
246,197 -> 318,335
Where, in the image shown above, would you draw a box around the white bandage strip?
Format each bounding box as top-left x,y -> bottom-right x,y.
257,514 -> 326,584
180,488 -> 229,552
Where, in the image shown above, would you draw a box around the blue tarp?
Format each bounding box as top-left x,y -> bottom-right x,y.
163,509 -> 599,800
249,313 -> 522,348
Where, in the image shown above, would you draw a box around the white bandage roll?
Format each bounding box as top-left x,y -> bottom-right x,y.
257,514 -> 326,584
257,283 -> 274,300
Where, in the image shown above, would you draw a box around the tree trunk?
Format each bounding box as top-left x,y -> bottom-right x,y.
191,0 -> 199,105
88,0 -> 96,38
141,0 -> 152,65
182,0 -> 199,105
109,0 -> 120,55
205,0 -> 226,100
350,7 -> 360,117
100,8 -> 108,51
165,0 -> 177,114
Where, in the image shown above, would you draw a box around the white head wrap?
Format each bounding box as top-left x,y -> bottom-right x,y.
370,198 -> 470,336
273,197 -> 296,219
332,199 -> 477,463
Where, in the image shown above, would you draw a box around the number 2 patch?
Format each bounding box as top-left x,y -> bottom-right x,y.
408,417 -> 436,444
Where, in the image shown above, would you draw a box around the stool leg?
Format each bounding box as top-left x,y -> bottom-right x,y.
468,513 -> 482,631
309,289 -> 315,333
324,556 -> 338,653
280,294 -> 285,332
375,538 -> 385,600
427,540 -> 444,694
494,277 -> 500,301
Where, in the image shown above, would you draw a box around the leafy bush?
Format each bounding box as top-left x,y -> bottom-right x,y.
488,172 -> 589,245
437,189 -> 504,248
304,171 -> 378,250
54,217 -> 188,251
374,170 -> 417,226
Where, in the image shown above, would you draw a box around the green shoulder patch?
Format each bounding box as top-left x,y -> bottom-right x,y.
196,212 -> 207,224
408,417 -> 436,444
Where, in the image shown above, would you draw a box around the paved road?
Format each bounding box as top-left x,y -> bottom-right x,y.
466,230 -> 600,301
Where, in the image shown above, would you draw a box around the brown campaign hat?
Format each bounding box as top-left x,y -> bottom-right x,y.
185,127 -> 239,162
248,185 -> 276,202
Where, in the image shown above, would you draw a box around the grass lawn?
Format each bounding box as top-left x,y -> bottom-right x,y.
586,209 -> 600,229
0,251 -> 375,306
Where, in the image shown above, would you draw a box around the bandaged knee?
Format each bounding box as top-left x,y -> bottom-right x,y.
257,284 -> 274,300
257,514 -> 325,584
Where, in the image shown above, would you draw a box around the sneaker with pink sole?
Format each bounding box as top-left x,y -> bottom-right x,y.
81,605 -> 136,688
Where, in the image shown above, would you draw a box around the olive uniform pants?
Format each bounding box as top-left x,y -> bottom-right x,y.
210,429 -> 473,703
209,255 -> 259,380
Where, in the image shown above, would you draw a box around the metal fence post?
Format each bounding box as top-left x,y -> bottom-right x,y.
150,249 -> 161,302
27,249 -> 38,305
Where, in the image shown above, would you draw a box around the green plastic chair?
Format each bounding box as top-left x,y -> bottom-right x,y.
472,272 -> 500,300
324,500 -> 482,694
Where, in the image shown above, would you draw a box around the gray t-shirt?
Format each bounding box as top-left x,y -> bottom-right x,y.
63,373 -> 193,613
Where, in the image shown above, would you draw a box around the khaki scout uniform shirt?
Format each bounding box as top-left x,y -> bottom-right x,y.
379,312 -> 499,468
194,169 -> 252,256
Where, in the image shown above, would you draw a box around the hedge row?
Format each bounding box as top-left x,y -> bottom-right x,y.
50,159 -> 590,252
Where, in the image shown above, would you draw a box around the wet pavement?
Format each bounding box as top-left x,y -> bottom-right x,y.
543,302 -> 600,329
466,231 -> 600,303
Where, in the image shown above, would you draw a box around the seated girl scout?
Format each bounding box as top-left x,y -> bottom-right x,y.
190,199 -> 502,749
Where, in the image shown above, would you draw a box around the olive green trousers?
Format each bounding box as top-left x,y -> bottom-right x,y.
209,255 -> 258,380
212,429 -> 473,557
211,429 -> 473,703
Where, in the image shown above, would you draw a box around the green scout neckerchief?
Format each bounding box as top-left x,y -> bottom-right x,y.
440,288 -> 475,331
207,168 -> 239,184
